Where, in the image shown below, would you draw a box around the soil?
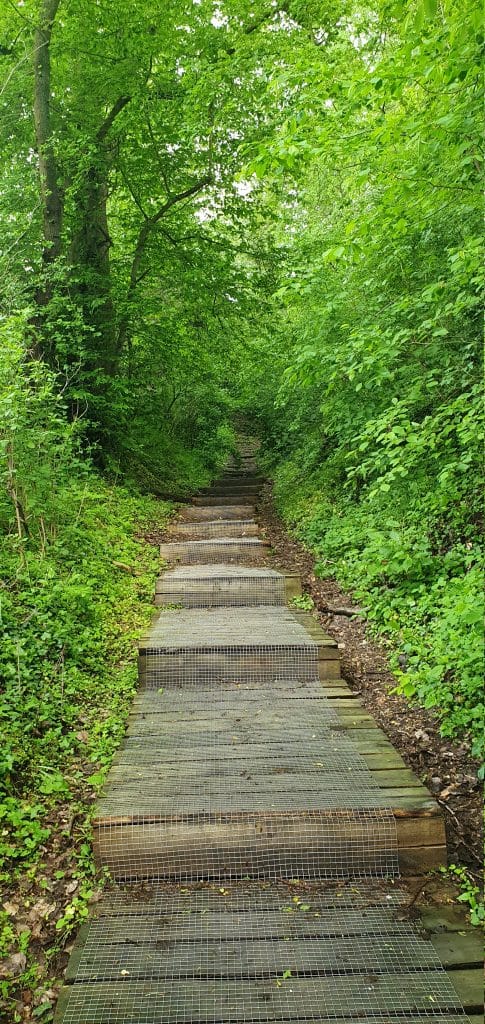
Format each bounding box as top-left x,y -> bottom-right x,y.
257,485 -> 482,880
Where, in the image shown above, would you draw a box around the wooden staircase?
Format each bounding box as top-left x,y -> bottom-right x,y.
54,444 -> 482,1023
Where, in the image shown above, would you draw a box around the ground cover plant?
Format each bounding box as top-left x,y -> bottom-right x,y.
0,0 -> 483,1017
0,316 -> 232,1018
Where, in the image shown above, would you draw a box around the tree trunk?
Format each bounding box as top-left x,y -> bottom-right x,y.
33,0 -> 62,294
70,97 -> 131,377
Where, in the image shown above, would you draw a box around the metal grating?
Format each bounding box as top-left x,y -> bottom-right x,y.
138,607 -> 321,686
94,677 -> 400,882
93,809 -> 399,883
180,505 -> 256,521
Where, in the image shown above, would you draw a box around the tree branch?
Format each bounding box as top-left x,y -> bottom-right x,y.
96,95 -> 131,143
117,173 -> 213,354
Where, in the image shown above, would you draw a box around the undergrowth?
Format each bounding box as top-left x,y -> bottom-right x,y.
0,326 -> 231,1019
268,456 -> 483,760
0,482 -> 173,1019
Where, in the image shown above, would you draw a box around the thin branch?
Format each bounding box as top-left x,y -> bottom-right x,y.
5,0 -> 35,25
117,173 -> 213,352
118,162 -> 148,218
145,113 -> 172,194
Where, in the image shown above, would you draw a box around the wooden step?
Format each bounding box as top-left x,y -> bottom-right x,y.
154,569 -> 302,606
199,484 -> 262,495
92,806 -> 444,881
167,520 -> 260,539
52,889 -> 485,1024
218,474 -> 265,485
192,495 -> 260,505
179,504 -> 255,521
159,538 -> 271,566
138,646 -> 340,684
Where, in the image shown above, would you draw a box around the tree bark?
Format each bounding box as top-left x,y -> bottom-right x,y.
33,0 -> 62,276
69,97 -> 131,377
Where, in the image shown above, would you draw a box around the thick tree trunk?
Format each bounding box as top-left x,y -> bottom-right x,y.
70,97 -> 131,377
70,162 -> 118,375
33,0 -> 62,281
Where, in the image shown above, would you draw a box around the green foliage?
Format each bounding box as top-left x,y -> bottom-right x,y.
440,865 -> 485,927
0,0 -> 483,1010
269,455 -> 483,757
0,314 -> 186,1012
244,0 -> 483,756
291,594 -> 314,611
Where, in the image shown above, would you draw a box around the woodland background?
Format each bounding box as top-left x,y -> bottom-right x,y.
0,0 -> 482,1016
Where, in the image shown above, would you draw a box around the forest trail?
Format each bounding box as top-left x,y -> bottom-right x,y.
54,439 -> 481,1023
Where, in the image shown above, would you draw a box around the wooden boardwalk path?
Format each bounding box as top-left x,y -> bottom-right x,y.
55,442 -> 482,1023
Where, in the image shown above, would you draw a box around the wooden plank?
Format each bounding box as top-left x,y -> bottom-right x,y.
285,574 -> 302,600
159,538 -> 270,559
445,969 -> 484,1012
54,972 -> 473,1023
167,522 -> 260,538
108,763 -> 422,789
137,657 -> 341,685
94,793 -> 442,821
95,787 -> 433,814
431,930 -> 483,968
193,495 -> 262,505
65,934 -> 451,982
92,810 -> 446,880
180,505 -> 255,520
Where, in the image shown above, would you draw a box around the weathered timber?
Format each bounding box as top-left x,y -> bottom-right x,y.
179,504 -> 255,520
55,973 -> 478,1023
137,649 -> 340,686
192,494 -> 261,505
198,483 -> 262,495
166,520 -> 260,539
55,459 -> 468,1024
154,566 -> 297,608
159,538 -> 271,566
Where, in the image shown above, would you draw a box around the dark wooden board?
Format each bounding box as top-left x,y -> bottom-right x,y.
54,971 -> 479,1022
64,933 -> 450,982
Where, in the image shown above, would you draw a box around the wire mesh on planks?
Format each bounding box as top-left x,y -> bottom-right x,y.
179,504 -> 256,521
167,519 -> 259,539
57,882 -> 471,1024
94,676 -> 400,882
138,606 -> 321,686
155,565 -> 288,607
159,538 -> 269,565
